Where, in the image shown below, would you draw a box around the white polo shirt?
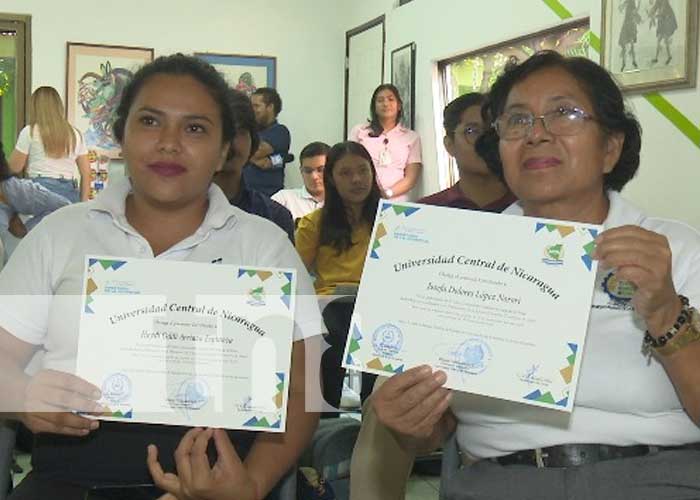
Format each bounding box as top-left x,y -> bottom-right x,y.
271,186 -> 323,220
452,192 -> 700,458
0,177 -> 324,375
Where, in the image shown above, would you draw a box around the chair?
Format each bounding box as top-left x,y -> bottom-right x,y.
0,421 -> 16,500
439,432 -> 461,499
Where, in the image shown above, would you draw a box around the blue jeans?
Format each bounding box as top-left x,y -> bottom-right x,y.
32,176 -> 80,203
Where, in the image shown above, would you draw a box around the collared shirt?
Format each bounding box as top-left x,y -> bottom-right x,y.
0,177 -> 324,485
231,180 -> 295,242
272,186 -> 324,221
15,125 -> 88,180
349,123 -> 422,201
243,120 -> 291,196
452,192 -> 700,459
418,184 -> 516,212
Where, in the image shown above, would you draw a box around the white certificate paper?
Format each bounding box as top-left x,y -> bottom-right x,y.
77,256 -> 296,431
343,201 -> 601,412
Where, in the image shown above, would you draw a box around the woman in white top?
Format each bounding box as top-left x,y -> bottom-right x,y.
349,84 -> 422,201
8,86 -> 90,203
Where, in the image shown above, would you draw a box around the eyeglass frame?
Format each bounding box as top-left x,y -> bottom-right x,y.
492,106 -> 596,141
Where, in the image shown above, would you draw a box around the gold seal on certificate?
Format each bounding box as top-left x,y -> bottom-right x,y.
343,201 -> 601,412
77,256 -> 296,431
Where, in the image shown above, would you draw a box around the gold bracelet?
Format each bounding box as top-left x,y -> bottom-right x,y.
655,307 -> 700,357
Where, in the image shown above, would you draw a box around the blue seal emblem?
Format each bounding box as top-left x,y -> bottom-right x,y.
176,378 -> 209,410
455,339 -> 492,374
102,373 -> 132,404
372,323 -> 403,357
602,271 -> 636,303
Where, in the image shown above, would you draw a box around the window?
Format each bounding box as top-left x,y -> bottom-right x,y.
0,13 -> 31,159
436,18 -> 590,189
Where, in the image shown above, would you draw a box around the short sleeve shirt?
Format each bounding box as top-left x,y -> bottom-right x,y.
15,125 -> 88,179
349,123 -> 422,201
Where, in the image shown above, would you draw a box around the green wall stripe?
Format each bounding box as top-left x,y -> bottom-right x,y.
645,93 -> 700,147
542,0 -> 700,149
542,0 -> 573,19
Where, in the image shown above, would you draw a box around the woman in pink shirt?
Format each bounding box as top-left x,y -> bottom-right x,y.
349,84 -> 422,201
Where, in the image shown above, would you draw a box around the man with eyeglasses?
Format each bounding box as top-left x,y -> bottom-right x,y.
272,142 -> 330,221
418,93 -> 515,211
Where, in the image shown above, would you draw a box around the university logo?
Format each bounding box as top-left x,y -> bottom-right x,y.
542,243 -> 565,265
247,286 -> 266,306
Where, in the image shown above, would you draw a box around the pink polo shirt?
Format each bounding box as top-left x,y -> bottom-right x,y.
349,123 -> 422,201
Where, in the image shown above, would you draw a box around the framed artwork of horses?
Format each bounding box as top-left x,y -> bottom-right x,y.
66,42 -> 154,159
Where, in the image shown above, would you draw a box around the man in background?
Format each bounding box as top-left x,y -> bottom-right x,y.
419,92 -> 514,210
243,87 -> 291,197
272,141 -> 329,221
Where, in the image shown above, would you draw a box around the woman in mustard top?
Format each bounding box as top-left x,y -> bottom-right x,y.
295,141 -> 381,413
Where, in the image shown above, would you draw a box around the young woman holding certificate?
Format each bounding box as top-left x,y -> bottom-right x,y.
371,51 -> 700,500
0,54 -> 323,500
295,141 -> 382,412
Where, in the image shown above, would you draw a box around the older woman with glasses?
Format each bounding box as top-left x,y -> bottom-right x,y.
371,51 -> 700,500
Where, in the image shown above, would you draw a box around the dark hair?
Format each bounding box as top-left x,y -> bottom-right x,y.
299,141 -> 331,162
320,141 -> 381,252
0,142 -> 10,181
475,50 -> 641,192
252,87 -> 282,115
113,53 -> 236,146
443,92 -> 487,137
228,89 -> 260,158
368,84 -> 404,137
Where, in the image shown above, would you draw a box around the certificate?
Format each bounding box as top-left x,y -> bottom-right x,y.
77,256 -> 296,431
343,201 -> 601,412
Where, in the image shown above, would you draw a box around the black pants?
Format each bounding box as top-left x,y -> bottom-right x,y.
321,299 -> 377,417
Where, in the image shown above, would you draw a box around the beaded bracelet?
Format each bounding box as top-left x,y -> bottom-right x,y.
642,295 -> 690,357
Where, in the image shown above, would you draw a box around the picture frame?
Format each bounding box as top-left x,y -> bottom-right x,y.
66,42 -> 154,159
391,42 -> 416,129
195,53 -> 276,96
601,0 -> 699,93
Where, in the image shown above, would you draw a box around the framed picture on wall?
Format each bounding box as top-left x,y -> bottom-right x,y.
601,0 -> 699,93
195,53 -> 276,96
391,42 -> 416,129
66,42 -> 154,159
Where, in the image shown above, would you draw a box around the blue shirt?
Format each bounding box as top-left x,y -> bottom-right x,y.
242,120 -> 291,196
231,180 -> 295,243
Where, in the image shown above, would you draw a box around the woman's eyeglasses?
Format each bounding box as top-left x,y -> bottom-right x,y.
493,106 -> 595,141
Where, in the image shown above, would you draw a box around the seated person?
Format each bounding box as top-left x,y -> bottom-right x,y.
0,54 -> 323,500
213,89 -> 294,242
350,91 -> 517,500
419,92 -> 515,210
373,51 -> 700,500
0,143 -> 70,263
295,141 -> 381,413
272,141 -> 329,222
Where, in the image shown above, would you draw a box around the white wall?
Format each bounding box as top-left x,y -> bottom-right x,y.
1,0 -> 347,188
340,0 -> 700,229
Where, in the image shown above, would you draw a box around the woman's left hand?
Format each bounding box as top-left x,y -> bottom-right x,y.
147,427 -> 260,500
594,225 -> 681,336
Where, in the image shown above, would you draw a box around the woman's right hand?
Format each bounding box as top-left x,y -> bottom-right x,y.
21,369 -> 104,436
372,365 -> 452,450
